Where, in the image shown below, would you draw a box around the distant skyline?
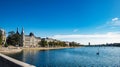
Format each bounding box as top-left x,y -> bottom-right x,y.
1,0 -> 120,45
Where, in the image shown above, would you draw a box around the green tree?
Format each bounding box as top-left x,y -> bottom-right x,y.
48,41 -> 53,47
47,41 -> 68,47
69,41 -> 79,47
4,43 -> 8,47
0,33 -> 2,45
8,31 -> 15,36
6,31 -> 21,46
39,39 -> 48,47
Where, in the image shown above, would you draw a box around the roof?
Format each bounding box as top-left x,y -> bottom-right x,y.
25,35 -> 30,37
25,35 -> 41,39
35,37 -> 41,39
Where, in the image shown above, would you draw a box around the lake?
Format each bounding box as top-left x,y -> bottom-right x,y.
5,47 -> 120,67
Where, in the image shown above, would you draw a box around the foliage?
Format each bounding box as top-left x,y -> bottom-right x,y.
4,43 -> 8,47
38,39 -> 48,47
0,33 -> 2,45
8,31 -> 15,36
6,31 -> 21,46
38,39 -> 71,47
69,42 -> 80,47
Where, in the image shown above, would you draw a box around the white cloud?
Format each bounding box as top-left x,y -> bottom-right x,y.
109,18 -> 120,26
73,29 -> 79,32
97,17 -> 120,29
51,32 -> 120,45
112,17 -> 119,22
53,32 -> 120,38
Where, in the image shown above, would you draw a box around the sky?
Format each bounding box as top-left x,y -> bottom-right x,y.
1,0 -> 120,45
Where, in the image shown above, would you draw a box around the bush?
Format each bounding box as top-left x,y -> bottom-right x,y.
4,43 -> 8,47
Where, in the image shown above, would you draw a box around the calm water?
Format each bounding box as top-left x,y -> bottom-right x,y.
5,47 -> 120,67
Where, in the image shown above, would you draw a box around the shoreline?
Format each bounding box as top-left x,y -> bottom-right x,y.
0,46 -> 81,54
22,47 -> 79,50
0,47 -> 22,54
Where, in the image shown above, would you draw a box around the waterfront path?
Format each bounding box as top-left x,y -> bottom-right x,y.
0,47 -> 22,54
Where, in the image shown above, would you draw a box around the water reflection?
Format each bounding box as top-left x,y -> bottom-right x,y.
22,49 -> 40,65
6,47 -> 120,67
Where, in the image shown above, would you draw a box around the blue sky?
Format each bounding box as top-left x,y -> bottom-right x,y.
1,0 -> 120,44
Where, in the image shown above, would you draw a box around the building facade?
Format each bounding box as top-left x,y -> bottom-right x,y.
0,29 -> 6,45
20,28 -> 41,47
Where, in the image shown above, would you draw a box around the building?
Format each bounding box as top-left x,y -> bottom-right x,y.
0,29 -> 6,45
43,37 -> 59,42
20,28 -> 41,47
65,41 -> 70,46
88,42 -> 90,46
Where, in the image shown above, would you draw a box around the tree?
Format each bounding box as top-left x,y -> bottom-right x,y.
48,41 -> 53,47
47,41 -> 68,47
38,38 -> 80,47
69,42 -> 80,47
38,39 -> 48,47
6,31 -> 21,46
0,33 -> 2,45
4,43 -> 8,47
8,31 -> 15,36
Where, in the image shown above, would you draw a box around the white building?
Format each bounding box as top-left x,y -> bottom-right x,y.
20,28 -> 41,47
43,37 -> 59,42
0,29 -> 6,45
